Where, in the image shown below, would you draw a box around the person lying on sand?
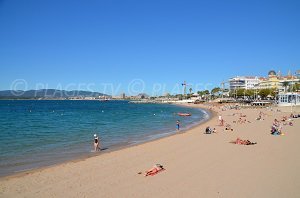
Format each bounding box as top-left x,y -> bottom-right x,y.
144,164 -> 165,177
292,114 -> 300,118
233,138 -> 257,145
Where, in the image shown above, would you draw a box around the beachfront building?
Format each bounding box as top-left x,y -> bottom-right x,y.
258,70 -> 281,90
278,92 -> 300,106
229,76 -> 260,91
258,70 -> 299,93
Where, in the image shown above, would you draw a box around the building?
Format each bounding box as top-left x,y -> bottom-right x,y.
258,70 -> 281,90
278,93 -> 300,106
258,70 -> 299,93
121,93 -> 126,99
228,70 -> 300,94
229,76 -> 260,91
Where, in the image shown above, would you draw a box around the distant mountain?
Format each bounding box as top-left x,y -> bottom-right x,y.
0,89 -> 110,99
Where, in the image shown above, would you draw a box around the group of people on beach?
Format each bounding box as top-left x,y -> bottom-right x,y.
290,113 -> 300,118
205,126 -> 216,134
271,116 -> 294,135
204,106 -> 258,145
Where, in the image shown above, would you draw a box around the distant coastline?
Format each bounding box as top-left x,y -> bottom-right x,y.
0,89 -> 110,100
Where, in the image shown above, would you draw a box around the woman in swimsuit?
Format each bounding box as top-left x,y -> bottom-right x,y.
94,134 -> 100,151
144,164 -> 164,176
235,138 -> 256,145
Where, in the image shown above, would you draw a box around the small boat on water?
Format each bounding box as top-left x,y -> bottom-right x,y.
100,98 -> 110,102
178,113 -> 192,116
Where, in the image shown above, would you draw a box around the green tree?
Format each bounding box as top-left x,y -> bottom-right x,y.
211,87 -> 221,95
289,82 -> 300,92
203,90 -> 210,95
259,89 -> 270,99
295,83 -> 300,91
188,88 -> 193,99
245,89 -> 254,97
270,88 -> 277,97
236,89 -> 245,97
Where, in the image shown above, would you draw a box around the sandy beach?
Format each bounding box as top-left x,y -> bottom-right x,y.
0,103 -> 299,198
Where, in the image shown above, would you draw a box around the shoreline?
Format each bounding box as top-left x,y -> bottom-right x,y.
0,104 -> 214,179
1,103 -> 299,198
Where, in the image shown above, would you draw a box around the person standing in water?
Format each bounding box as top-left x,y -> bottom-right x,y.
94,134 -> 100,151
176,120 -> 180,131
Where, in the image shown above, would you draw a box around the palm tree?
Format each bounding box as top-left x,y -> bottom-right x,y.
211,87 -> 221,98
187,88 -> 193,99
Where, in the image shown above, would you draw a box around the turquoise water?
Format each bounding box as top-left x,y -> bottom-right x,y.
0,100 -> 209,176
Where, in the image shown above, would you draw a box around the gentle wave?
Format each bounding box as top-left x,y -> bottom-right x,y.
0,100 -> 208,176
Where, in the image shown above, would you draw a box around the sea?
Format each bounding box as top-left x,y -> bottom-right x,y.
0,100 -> 209,176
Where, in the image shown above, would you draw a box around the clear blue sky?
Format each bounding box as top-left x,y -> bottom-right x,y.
0,0 -> 299,96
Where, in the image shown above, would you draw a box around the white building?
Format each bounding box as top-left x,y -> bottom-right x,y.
278,93 -> 300,106
229,76 -> 260,91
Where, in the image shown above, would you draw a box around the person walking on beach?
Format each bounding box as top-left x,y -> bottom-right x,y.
176,120 -> 180,131
218,115 -> 224,126
94,134 -> 100,151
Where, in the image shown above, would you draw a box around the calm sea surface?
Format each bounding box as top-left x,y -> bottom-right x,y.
0,100 -> 209,176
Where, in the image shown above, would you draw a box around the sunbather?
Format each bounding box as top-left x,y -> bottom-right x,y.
234,138 -> 256,145
144,164 -> 165,177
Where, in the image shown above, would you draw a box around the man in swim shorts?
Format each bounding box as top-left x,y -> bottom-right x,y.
176,120 -> 180,131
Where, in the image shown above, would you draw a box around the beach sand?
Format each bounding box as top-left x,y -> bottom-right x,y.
0,103 -> 299,198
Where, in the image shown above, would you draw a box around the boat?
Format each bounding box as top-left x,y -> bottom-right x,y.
99,97 -> 110,102
178,113 -> 192,116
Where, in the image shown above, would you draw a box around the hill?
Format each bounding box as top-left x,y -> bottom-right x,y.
0,89 -> 109,99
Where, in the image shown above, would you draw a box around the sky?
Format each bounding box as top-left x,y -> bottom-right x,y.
0,0 -> 299,96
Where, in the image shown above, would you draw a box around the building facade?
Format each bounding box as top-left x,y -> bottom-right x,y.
229,70 -> 300,93
229,76 -> 260,91
258,70 -> 299,93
